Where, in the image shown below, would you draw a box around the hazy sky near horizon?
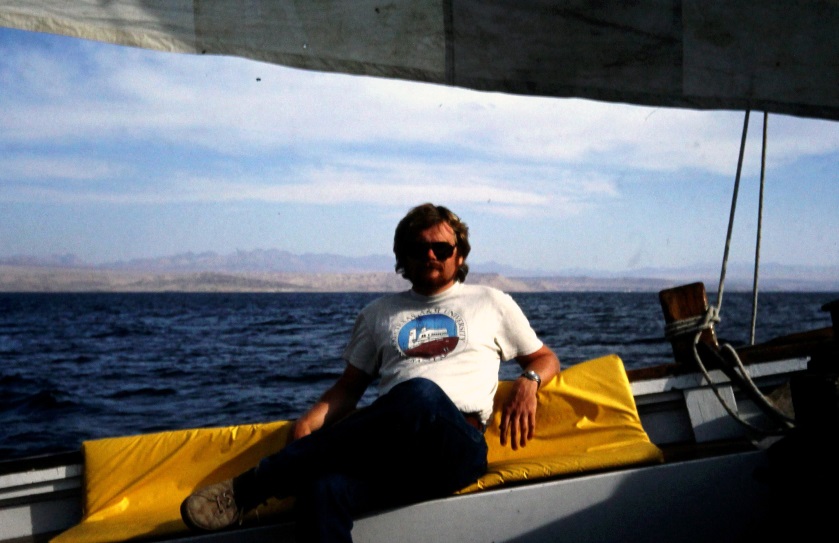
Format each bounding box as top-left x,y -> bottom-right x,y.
2,26 -> 838,274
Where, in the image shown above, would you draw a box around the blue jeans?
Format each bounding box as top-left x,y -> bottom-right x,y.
233,378 -> 488,543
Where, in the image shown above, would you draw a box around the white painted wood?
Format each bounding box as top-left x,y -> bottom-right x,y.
629,358 -> 807,396
172,450 -> 772,543
353,451 -> 771,543
0,465 -> 82,501
0,496 -> 82,541
0,464 -> 81,490
0,463 -> 83,541
685,386 -> 743,442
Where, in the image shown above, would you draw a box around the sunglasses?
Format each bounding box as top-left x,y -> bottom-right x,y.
407,241 -> 456,261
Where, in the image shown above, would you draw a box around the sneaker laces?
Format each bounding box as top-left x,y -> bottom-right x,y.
216,491 -> 233,514
216,491 -> 243,525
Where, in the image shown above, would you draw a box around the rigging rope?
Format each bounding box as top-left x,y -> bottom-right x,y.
715,110 -> 750,313
750,112 -> 768,345
664,110 -> 794,436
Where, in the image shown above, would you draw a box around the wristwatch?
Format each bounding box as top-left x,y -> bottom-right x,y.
519,370 -> 541,389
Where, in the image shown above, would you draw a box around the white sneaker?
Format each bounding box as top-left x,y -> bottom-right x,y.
181,479 -> 243,531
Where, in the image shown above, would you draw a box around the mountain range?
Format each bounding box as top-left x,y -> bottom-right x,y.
1,250 -> 837,292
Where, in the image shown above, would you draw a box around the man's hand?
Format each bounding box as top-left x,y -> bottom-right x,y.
499,378 -> 539,450
499,345 -> 560,450
289,363 -> 371,442
291,418 -> 316,441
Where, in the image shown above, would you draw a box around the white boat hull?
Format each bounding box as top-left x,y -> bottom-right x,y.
156,449 -> 771,543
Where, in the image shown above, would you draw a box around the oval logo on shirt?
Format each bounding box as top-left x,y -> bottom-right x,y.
395,311 -> 465,360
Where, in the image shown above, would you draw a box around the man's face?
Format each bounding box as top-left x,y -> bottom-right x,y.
404,222 -> 464,296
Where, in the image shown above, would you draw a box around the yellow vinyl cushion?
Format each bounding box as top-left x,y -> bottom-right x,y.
459,353 -> 663,493
52,354 -> 661,543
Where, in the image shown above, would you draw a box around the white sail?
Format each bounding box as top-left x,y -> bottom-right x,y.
1,0 -> 837,120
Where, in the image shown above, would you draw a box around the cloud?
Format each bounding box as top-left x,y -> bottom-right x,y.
178,154 -> 622,217
4,31 -> 837,180
4,158 -> 618,219
0,155 -> 123,181
2,26 -> 837,241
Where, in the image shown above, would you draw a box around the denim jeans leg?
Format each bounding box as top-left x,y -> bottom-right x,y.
234,378 -> 488,540
293,473 -> 376,543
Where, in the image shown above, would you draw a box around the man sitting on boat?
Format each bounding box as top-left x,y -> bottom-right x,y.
180,203 -> 561,542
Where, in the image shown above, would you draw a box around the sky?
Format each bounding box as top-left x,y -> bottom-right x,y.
1,26 -> 838,275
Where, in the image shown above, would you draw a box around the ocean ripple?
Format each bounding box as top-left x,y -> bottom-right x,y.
0,290 -> 835,460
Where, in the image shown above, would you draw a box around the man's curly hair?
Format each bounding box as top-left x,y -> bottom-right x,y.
393,203 -> 470,282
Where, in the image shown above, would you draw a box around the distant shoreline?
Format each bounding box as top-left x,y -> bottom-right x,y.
2,265 -> 837,293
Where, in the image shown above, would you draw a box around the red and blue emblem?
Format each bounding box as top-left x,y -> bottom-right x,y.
395,311 -> 465,360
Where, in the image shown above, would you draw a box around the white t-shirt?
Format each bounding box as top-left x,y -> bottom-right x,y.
342,282 -> 543,422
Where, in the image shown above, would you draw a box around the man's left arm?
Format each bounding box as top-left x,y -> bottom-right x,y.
499,344 -> 560,450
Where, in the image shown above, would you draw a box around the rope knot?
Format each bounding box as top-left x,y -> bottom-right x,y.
663,305 -> 720,340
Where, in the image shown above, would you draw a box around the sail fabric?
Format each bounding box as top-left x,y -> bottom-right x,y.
1,0 -> 838,121
51,354 -> 661,543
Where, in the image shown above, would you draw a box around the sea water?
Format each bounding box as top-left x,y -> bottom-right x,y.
1,291 -> 835,460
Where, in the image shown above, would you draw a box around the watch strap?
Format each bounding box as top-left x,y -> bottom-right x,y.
520,370 -> 541,388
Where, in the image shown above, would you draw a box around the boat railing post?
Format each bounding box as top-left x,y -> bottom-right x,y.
658,282 -> 719,368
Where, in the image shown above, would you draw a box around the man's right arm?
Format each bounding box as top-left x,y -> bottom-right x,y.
291,363 -> 373,441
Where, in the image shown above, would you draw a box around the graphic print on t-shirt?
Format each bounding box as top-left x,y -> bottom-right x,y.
394,309 -> 466,361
